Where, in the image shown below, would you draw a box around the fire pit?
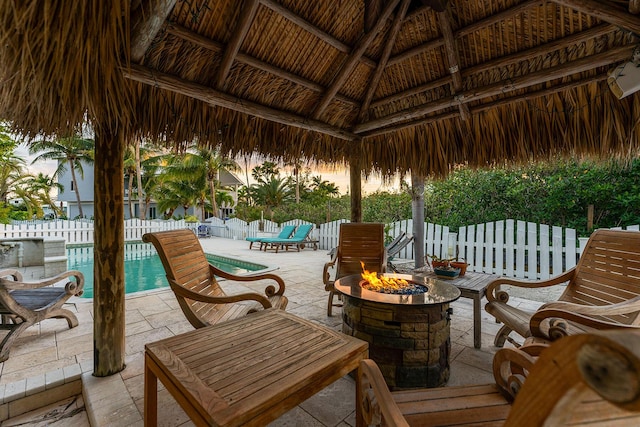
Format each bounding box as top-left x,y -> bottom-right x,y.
335,273 -> 460,389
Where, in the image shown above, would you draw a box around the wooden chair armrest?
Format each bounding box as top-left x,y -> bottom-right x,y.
169,279 -> 273,309
0,270 -> 84,295
358,359 -> 410,427
323,257 -> 337,286
0,269 -> 23,282
208,264 -> 286,297
507,331 -> 640,425
530,307 -> 640,340
486,268 -> 575,303
493,344 -> 540,400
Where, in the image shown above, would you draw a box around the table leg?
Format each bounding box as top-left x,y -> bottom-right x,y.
144,353 -> 158,427
355,371 -> 364,427
473,294 -> 482,349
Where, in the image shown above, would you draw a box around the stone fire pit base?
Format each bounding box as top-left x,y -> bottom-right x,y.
342,296 -> 451,389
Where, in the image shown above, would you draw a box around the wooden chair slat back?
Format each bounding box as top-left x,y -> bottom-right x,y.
335,223 -> 386,278
561,229 -> 640,324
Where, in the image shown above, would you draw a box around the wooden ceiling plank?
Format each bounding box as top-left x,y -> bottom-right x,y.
438,7 -> 470,120
260,0 -> 377,68
123,64 -> 357,141
166,22 -> 359,107
551,0 -> 640,35
130,0 -> 177,62
216,0 -> 260,90
387,0 -> 541,67
359,0 -> 411,122
313,0 -> 402,120
354,45 -> 633,133
361,73 -> 606,138
374,23 -> 612,110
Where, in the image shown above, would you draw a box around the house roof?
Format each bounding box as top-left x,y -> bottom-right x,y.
2,0 -> 640,177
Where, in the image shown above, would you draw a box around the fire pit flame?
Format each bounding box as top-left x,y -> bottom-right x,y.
360,261 -> 427,295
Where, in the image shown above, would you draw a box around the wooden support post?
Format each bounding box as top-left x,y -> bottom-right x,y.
411,172 -> 426,269
587,204 -> 594,232
350,154 -> 362,223
93,126 -> 126,376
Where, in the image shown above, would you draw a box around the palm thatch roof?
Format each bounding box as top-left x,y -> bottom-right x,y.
2,0 -> 640,176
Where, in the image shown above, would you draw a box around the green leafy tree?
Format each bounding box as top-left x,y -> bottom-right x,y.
29,135 -> 94,218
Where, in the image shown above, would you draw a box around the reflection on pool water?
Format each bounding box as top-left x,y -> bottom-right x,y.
67,242 -> 268,298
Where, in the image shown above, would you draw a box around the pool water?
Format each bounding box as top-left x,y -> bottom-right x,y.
67,242 -> 268,298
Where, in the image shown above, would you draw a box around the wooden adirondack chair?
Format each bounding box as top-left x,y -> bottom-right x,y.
323,222 -> 386,316
357,330 -> 640,426
0,268 -> 84,362
142,229 -> 288,329
485,229 -> 640,347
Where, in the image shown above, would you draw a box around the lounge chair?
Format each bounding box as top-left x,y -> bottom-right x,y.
0,268 -> 84,362
385,232 -> 414,272
357,330 -> 640,426
485,228 -> 640,347
323,222 -> 386,316
261,224 -> 315,253
142,229 -> 288,329
245,224 -> 295,250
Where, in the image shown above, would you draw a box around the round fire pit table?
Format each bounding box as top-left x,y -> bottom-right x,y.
335,273 -> 460,390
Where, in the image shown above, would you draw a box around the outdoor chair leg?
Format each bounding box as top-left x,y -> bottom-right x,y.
494,324 -> 514,348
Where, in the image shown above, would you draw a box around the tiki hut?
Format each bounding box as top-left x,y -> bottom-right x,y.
1,0 -> 639,376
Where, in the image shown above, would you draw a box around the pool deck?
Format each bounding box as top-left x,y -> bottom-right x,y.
0,236 -> 543,426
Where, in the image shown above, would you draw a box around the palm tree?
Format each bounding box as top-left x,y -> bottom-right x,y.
123,144 -> 137,218
250,176 -> 295,219
0,150 -> 28,204
29,135 -> 94,218
22,173 -> 64,218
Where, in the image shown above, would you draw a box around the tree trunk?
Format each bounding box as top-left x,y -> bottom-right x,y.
209,178 -> 218,218
93,126 -> 126,377
69,160 -> 84,218
350,152 -> 362,222
136,139 -> 145,219
411,172 -> 426,269
127,173 -> 134,219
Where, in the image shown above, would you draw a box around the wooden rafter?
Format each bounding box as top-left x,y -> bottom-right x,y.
166,22 -> 360,107
362,74 -> 607,138
312,0 -> 401,120
437,7 -> 470,121
260,0 -> 377,68
550,0 -> 640,35
373,24 -> 613,110
216,0 -> 260,90
359,0 -> 411,122
387,0 -> 541,67
123,64 -> 357,141
130,0 -> 177,62
353,45 -> 633,133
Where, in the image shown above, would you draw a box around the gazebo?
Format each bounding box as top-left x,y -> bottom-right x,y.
1,0 -> 639,376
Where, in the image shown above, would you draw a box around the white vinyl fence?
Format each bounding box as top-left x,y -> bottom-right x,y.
2,218 -> 639,281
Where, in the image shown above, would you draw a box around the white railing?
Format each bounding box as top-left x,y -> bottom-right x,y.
2,218 -> 639,280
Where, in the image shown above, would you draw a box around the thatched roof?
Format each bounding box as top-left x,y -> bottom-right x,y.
2,0 -> 640,177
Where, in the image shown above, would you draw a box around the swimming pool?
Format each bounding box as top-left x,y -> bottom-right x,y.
67,242 -> 268,298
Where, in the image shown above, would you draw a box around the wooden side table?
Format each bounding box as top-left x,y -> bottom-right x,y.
144,309 -> 368,426
402,268 -> 497,349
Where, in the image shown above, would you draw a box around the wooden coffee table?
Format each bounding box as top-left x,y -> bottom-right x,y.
144,309 -> 368,426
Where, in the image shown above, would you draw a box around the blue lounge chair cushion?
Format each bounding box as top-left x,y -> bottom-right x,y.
245,224 -> 296,242
261,224 -> 314,244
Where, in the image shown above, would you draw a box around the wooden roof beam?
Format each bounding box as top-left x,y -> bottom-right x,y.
361,73 -> 607,138
353,45 -> 634,133
373,23 -> 612,110
216,0 -> 260,90
550,0 -> 640,35
631,0 -> 640,15
437,7 -> 470,121
260,0 -> 377,68
130,0 -> 177,62
123,64 -> 357,141
359,0 -> 411,122
387,0 -> 542,67
313,0 -> 401,120
166,22 -> 360,107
